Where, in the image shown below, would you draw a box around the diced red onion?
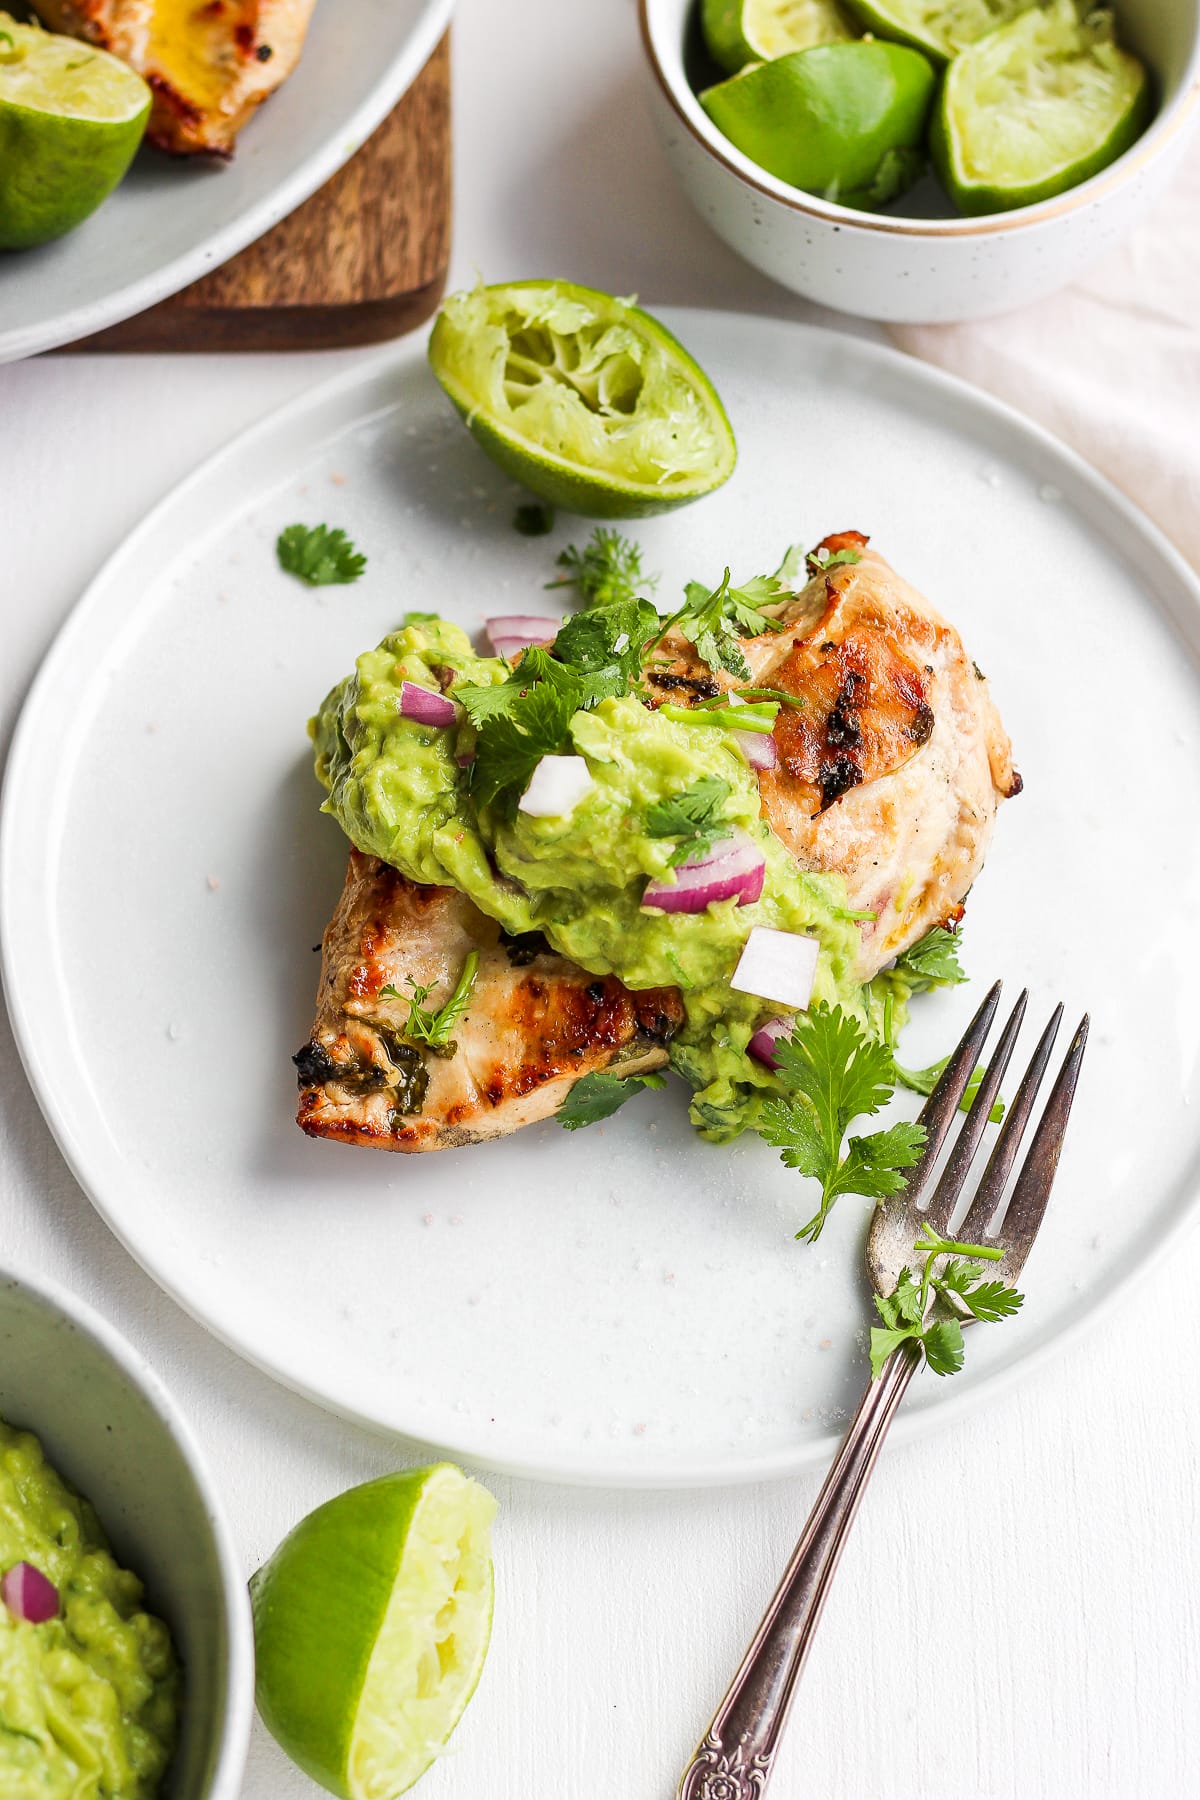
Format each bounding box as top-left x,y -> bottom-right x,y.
2,1562 -> 59,1624
399,682 -> 458,728
733,729 -> 778,770
747,1015 -> 792,1070
731,926 -> 819,1009
455,750 -> 476,768
485,615 -> 560,658
642,834 -> 766,914
518,755 -> 594,818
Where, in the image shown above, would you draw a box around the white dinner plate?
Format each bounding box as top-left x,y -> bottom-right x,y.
0,0 -> 453,364
5,312 -> 1200,1487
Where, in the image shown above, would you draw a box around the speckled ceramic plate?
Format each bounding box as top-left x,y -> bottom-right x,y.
5,312 -> 1200,1485
0,0 -> 453,363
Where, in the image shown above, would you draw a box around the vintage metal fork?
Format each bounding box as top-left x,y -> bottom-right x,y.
678,982 -> 1088,1800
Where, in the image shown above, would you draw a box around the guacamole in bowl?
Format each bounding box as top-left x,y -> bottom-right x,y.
0,1416 -> 180,1797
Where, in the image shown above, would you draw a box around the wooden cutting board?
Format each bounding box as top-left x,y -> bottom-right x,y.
77,34 -> 451,353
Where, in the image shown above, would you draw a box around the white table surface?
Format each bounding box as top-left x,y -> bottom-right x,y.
2,2 -> 1198,1796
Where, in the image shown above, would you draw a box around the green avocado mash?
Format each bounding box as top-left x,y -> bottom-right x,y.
312,616 -> 873,1138
0,1419 -> 180,1798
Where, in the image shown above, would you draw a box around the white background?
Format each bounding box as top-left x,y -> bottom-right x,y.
1,1 -> 1197,1796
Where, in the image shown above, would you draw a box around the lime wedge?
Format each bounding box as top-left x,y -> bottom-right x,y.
843,0 -> 1029,62
932,0 -> 1150,215
251,1465 -> 497,1799
0,12 -> 150,250
702,0 -> 859,75
700,42 -> 936,209
428,280 -> 737,519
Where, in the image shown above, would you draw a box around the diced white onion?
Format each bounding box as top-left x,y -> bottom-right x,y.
518,755 -> 594,818
730,926 -> 819,1009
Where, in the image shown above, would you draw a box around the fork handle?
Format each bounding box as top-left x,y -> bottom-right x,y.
677,1345 -> 920,1800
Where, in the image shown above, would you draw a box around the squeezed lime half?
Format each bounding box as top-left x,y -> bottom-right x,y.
700,41 -> 936,209
0,12 -> 150,250
428,280 -> 737,518
702,0 -> 859,75
843,0 -> 1030,62
932,0 -> 1150,214
251,1465 -> 497,1799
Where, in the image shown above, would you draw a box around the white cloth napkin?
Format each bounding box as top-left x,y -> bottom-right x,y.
891,145 -> 1200,570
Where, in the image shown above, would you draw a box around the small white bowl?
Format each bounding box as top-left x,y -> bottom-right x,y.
641,0 -> 1200,322
0,1264 -> 253,1799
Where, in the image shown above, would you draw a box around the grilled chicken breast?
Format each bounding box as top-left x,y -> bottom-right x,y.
297,534 -> 1017,1153
32,0 -> 316,154
295,850 -> 684,1153
647,533 -> 1020,979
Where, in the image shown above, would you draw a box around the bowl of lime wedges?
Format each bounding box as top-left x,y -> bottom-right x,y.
641,0 -> 1200,321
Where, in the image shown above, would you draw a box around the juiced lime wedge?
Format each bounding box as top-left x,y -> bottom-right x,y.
702,0 -> 859,75
251,1465 -> 497,1799
700,42 -> 936,209
932,0 -> 1150,214
843,0 -> 1029,62
0,12 -> 150,250
428,280 -> 737,519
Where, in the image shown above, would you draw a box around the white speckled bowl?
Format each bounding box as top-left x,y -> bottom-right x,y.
0,1265 -> 253,1799
641,0 -> 1200,322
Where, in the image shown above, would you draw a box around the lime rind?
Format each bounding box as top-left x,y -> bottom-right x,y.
702,0 -> 859,74
428,281 -> 737,519
699,42 -> 936,209
348,1468 -> 496,1800
843,0 -> 1030,62
934,0 -> 1150,213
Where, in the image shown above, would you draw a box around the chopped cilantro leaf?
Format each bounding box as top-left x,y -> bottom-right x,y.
277,524 -> 366,587
470,680 -> 581,808
513,502 -> 555,537
548,528 -> 657,609
893,926 -> 968,991
557,1069 -> 667,1130
554,597 -> 660,699
806,542 -> 864,579
645,776 -> 733,867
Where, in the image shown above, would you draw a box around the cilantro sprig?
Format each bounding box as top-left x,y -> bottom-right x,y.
806,543 -> 863,579
549,528 -> 657,610
869,1223 -> 1023,1379
557,1069 -> 666,1130
758,1004 -> 927,1243
380,951 -> 479,1056
656,554 -> 796,680
277,524 -> 366,587
645,776 -> 733,867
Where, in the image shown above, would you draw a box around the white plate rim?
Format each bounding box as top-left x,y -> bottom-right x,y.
0,0 -> 455,365
4,310 -> 1200,1488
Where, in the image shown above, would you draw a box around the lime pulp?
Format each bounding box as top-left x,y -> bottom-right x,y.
701,0 -> 858,75
842,0 -> 1031,63
428,280 -> 737,519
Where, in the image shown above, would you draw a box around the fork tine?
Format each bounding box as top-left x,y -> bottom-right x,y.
919,990 -> 1028,1233
957,1003 -> 1065,1242
898,980 -> 1002,1209
988,1016 -> 1090,1260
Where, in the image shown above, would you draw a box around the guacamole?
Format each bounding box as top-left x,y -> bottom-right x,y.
312,617 -> 870,1138
0,1419 -> 180,1798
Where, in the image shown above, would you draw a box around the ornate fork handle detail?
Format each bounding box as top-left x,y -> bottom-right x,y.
677,1346 -> 919,1800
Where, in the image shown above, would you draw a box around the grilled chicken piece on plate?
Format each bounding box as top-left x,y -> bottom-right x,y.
31,0 -> 316,154
647,533 -> 1020,979
295,850 -> 685,1153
